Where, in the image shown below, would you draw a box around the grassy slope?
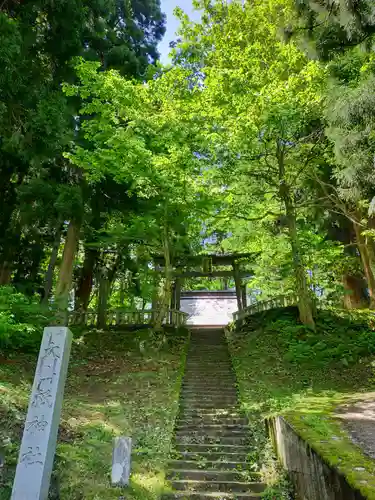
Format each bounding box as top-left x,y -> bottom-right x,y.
226,308 -> 375,499
0,328 -> 188,500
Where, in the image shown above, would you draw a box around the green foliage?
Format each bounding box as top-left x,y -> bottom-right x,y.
0,286 -> 53,351
0,0 -> 166,301
228,306 -> 375,498
0,328 -> 188,499
2,0 -> 375,333
261,473 -> 293,499
243,306 -> 375,366
292,0 -> 375,60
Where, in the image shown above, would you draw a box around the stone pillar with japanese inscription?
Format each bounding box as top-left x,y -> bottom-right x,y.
11,326 -> 73,500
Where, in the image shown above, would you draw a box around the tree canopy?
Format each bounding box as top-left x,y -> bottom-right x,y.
2,0 -> 375,329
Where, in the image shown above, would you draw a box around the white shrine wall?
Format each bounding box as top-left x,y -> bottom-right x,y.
180,291 -> 238,326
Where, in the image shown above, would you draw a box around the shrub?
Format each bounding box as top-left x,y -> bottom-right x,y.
0,286 -> 54,352
243,307 -> 375,367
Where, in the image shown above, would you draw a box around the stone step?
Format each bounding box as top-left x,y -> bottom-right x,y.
181,394 -> 238,401
180,398 -> 239,406
185,365 -> 233,369
181,390 -> 237,395
161,492 -> 262,499
184,376 -> 236,378
179,405 -> 240,412
183,374 -> 235,378
174,443 -> 249,453
187,351 -> 229,354
167,469 -> 261,482
182,382 -> 236,387
181,382 -> 235,388
190,336 -> 225,339
184,362 -> 232,366
179,411 -> 243,419
171,451 -> 249,462
184,373 -> 234,376
168,460 -> 250,471
188,347 -> 227,350
176,424 -> 248,433
181,387 -> 236,393
180,395 -> 238,402
185,365 -> 232,368
180,386 -> 237,392
186,358 -> 231,362
185,365 -> 231,369
186,360 -> 231,364
175,426 -> 248,434
185,366 -> 232,369
177,417 -> 248,426
187,350 -> 229,354
182,384 -> 236,389
178,410 -> 241,417
175,435 -> 249,446
183,375 -> 236,380
189,343 -> 227,346
181,392 -> 237,398
189,343 -> 226,346
188,342 -> 226,345
169,479 -> 266,493
180,396 -> 238,403
183,370 -> 234,374
180,399 -> 239,405
187,349 -> 229,352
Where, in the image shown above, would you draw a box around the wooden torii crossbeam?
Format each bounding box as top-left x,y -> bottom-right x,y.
152,252 -> 257,312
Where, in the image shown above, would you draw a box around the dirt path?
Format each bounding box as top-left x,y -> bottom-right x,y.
336,393 -> 375,459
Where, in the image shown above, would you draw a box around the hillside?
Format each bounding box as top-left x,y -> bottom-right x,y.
0,328 -> 188,500
227,307 -> 375,498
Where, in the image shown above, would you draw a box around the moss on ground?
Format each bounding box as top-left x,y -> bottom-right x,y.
226,307 -> 375,499
0,328 -> 188,499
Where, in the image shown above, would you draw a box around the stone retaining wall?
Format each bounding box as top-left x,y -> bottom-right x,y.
267,416 -> 366,500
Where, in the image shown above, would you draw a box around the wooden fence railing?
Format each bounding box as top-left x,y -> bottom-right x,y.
233,294 -> 298,325
68,309 -> 189,328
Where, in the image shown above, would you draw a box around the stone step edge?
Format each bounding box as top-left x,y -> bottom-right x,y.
175,425 -> 248,430
171,453 -> 249,461
166,468 -> 261,476
174,444 -> 249,450
167,460 -> 252,467
169,479 -> 266,489
161,493 -> 262,499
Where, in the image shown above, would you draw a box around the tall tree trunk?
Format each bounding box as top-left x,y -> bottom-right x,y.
119,280 -> 125,306
285,201 -> 315,326
151,270 -> 159,322
75,248 -> 98,312
232,261 -> 243,311
342,273 -> 368,309
154,216 -> 173,330
97,252 -> 122,328
55,221 -> 80,315
353,221 -> 375,308
0,262 -> 12,285
278,143 -> 314,327
97,270 -> 110,328
0,162 -> 28,282
41,225 -> 62,305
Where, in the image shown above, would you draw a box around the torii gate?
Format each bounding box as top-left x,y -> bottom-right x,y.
152,253 -> 255,313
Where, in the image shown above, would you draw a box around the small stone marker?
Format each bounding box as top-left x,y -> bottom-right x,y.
112,437 -> 132,486
11,326 -> 73,500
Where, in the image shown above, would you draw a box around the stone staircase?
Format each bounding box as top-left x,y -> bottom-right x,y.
162,328 -> 266,499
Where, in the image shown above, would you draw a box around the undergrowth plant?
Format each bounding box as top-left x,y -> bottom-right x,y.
228,306 -> 375,499
0,286 -> 54,352
242,306 -> 375,367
